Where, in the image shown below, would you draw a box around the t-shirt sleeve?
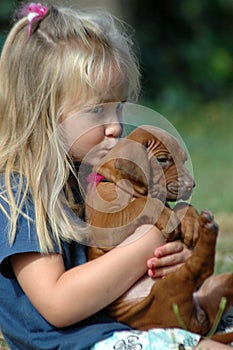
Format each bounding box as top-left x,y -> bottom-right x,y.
0,193 -> 43,278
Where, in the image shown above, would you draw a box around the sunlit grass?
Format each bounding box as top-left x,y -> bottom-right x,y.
215,213 -> 233,274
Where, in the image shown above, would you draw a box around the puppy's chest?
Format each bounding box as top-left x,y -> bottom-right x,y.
87,181 -> 136,212
121,275 -> 160,302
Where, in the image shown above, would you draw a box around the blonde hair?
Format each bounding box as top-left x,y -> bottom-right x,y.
0,2 -> 140,252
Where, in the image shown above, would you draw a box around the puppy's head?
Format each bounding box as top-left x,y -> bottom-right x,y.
93,126 -> 195,202
135,126 -> 195,201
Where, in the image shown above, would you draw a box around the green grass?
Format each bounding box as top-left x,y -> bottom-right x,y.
184,135 -> 233,214
215,213 -> 233,274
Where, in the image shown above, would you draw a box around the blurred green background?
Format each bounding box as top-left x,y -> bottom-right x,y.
0,0 -> 232,215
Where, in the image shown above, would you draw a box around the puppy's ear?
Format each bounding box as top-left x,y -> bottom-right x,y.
114,157 -> 149,196
93,139 -> 150,196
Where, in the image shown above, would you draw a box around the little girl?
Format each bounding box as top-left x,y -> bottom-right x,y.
0,2 -> 231,349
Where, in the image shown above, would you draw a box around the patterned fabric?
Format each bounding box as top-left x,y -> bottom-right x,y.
90,328 -> 201,350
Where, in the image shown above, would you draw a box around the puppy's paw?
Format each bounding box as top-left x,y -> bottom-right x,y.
173,202 -> 200,248
199,210 -> 219,236
156,208 -> 181,242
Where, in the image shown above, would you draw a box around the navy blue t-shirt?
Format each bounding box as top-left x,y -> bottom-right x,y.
0,176 -> 130,349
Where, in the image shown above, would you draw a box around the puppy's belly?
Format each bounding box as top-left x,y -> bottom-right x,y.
121,275 -> 160,302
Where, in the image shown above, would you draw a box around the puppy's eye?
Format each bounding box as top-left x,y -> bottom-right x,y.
157,157 -> 169,164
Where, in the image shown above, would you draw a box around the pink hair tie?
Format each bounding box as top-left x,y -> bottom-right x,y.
26,3 -> 47,36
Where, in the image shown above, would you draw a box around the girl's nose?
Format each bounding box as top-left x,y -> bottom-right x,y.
105,120 -> 122,138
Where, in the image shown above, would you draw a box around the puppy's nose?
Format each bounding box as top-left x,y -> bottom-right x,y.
185,179 -> 196,190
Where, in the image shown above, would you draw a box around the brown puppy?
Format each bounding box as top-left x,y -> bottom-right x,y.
85,126 -> 196,252
84,126 -> 233,341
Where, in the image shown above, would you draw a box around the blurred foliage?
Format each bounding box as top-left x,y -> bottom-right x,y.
0,0 -> 232,105
0,0 -> 20,49
128,0 -> 233,106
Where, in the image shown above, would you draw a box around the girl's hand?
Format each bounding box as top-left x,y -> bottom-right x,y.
147,241 -> 192,278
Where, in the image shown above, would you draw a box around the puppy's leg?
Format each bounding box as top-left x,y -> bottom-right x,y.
195,273 -> 233,326
111,211 -> 218,335
174,202 -> 200,248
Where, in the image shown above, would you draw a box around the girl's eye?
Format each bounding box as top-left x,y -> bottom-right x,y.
117,102 -> 126,115
91,105 -> 104,114
116,102 -> 124,113
116,102 -> 125,119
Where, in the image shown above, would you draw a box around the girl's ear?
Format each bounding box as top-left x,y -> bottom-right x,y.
93,138 -> 150,196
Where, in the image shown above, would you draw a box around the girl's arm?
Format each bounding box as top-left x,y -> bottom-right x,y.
11,224 -> 165,328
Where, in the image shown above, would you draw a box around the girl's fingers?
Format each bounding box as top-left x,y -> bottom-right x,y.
147,241 -> 192,278
148,263 -> 183,278
153,241 -> 184,258
147,252 -> 182,270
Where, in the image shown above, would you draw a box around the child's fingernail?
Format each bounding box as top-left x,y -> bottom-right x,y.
147,260 -> 153,268
155,249 -> 162,258
150,269 -> 156,277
